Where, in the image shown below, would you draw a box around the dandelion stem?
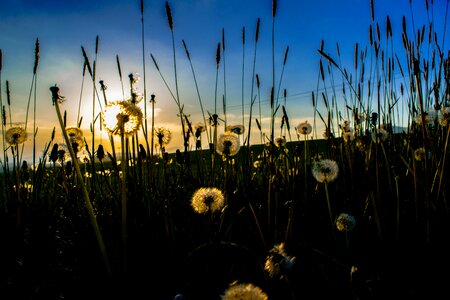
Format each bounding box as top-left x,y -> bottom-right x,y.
324,182 -> 336,246
51,86 -> 111,277
120,129 -> 127,272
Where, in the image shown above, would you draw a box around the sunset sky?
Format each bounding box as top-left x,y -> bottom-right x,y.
0,0 -> 448,163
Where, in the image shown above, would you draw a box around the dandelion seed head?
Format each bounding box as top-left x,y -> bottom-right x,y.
221,282 -> 268,300
336,213 -> 356,232
274,136 -> 286,148
154,127 -> 172,149
264,243 -> 296,279
50,85 -> 66,104
191,187 -> 225,214
297,120 -> 312,135
56,143 -> 70,163
102,101 -> 143,136
5,127 -> 27,146
66,127 -> 84,152
312,159 -> 339,183
217,132 -> 240,156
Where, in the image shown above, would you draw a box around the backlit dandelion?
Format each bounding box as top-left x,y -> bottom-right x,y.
154,127 -> 172,151
312,159 -> 339,183
102,100 -> 143,136
128,72 -> 143,104
373,127 -> 389,143
50,143 -> 70,164
191,187 -> 225,214
264,243 -> 296,279
226,124 -> 245,135
221,282 -> 268,300
216,132 -> 240,156
335,213 -> 356,232
274,136 -> 286,148
5,127 -> 28,146
194,122 -> 206,138
66,127 -> 84,152
297,120 -> 312,135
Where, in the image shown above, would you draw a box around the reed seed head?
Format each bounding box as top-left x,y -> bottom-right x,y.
165,1 -> 173,30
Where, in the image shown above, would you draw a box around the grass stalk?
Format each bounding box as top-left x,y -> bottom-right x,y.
0,49 -> 6,172
247,18 -> 260,147
241,27 -> 245,143
182,40 -> 210,145
140,0 -> 148,141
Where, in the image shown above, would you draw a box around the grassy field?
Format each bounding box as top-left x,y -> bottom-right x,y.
1,0 -> 450,299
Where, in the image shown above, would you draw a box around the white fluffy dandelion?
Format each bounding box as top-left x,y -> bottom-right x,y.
102,100 -> 143,136
312,159 -> 339,183
297,120 -> 312,135
191,187 -> 225,214
5,127 -> 28,146
66,127 -> 85,152
216,132 -> 240,156
221,282 -> 268,300
264,243 -> 296,279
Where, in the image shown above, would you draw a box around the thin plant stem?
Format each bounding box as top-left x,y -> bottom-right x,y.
241,26 -> 245,144
0,49 -> 6,172
77,63 -> 87,129
50,86 -> 111,277
182,40 -> 210,145
324,182 -> 337,246
120,129 -> 127,272
140,0 -> 148,141
223,28 -> 228,129
247,18 -> 260,147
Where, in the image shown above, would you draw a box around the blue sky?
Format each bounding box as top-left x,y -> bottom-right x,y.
0,0 -> 448,162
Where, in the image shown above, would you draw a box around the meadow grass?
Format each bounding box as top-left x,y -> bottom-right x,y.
1,0 -> 449,299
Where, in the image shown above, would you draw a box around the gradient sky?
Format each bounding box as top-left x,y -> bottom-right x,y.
0,0 -> 448,163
